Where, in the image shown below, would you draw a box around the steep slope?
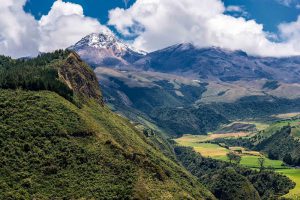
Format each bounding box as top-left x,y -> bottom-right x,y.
0,52 -> 214,199
69,31 -> 144,68
252,117 -> 300,166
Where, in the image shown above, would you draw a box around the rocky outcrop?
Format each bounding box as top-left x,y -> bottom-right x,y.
58,52 -> 103,105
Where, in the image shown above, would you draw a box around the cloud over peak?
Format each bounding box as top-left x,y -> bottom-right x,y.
108,0 -> 300,57
1,0 -> 300,58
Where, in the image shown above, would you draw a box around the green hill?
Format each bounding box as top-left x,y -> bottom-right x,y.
0,51 -> 214,199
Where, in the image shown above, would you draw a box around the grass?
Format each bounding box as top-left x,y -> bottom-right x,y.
193,143 -> 230,157
241,121 -> 269,131
292,126 -> 300,138
277,169 -> 300,199
175,132 -> 251,145
273,112 -> 300,119
175,133 -> 300,199
178,140 -> 284,169
217,155 -> 285,169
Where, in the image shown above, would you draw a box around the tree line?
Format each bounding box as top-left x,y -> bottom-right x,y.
0,50 -> 73,101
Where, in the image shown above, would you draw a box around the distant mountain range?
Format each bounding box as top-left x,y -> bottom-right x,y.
70,31 -> 300,135
70,31 -> 300,83
137,43 -> 300,83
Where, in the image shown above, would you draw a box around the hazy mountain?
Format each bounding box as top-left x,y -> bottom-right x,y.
135,43 -> 300,83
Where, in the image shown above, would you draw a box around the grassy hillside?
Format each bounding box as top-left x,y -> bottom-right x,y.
0,52 -> 214,199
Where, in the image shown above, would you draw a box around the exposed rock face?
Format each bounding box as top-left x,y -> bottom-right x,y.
58,52 -> 103,105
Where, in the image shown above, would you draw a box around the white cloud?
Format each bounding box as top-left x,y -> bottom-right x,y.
279,16 -> 300,51
1,0 -> 300,58
277,0 -> 300,8
108,0 -> 300,57
226,5 -> 243,12
277,0 -> 294,6
38,0 -> 107,52
0,0 -> 40,58
0,0 -> 107,58
226,5 -> 248,18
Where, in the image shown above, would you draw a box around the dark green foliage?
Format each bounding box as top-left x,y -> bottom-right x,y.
263,81 -> 280,90
101,77 -> 215,136
0,50 -> 73,101
0,89 -> 215,199
255,126 -> 300,166
0,53 -> 215,199
0,90 -> 135,199
283,154 -> 294,165
175,146 -> 295,200
200,96 -> 300,120
213,125 -> 300,167
204,168 -> 259,200
150,106 -> 229,136
226,152 -> 241,164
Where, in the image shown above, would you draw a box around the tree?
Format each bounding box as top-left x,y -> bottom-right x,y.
268,151 -> 279,160
258,156 -> 265,172
227,152 -> 241,164
283,154 -> 293,165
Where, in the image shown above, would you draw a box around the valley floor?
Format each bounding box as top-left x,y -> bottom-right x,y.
175,117 -> 300,199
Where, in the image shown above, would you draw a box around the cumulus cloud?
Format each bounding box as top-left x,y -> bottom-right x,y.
226,5 -> 243,12
39,0 -> 106,52
279,16 -> 300,51
0,0 -> 40,58
108,0 -> 300,57
0,0 -> 106,58
277,0 -> 297,6
225,5 -> 249,18
1,0 -> 300,58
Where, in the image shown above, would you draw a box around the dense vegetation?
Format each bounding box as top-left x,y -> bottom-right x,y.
255,126 -> 300,166
0,52 -> 215,199
105,77 -> 300,136
0,50 -> 73,101
175,146 -> 295,200
213,124 -> 300,167
2,51 -> 298,199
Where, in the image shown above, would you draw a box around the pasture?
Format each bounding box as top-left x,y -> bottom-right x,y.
175,134 -> 300,199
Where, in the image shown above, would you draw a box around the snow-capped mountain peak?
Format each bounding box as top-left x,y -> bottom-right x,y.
69,30 -> 145,68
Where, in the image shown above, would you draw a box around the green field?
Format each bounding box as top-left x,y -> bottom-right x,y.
277,169 -> 300,198
177,140 -> 285,169
217,155 -> 286,169
176,134 -> 300,199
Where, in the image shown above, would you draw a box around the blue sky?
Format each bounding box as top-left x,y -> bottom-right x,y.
24,0 -> 300,33
223,0 -> 300,32
2,0 -> 300,58
24,0 -> 136,24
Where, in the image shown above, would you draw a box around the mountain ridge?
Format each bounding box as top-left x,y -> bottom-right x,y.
0,51 -> 216,199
